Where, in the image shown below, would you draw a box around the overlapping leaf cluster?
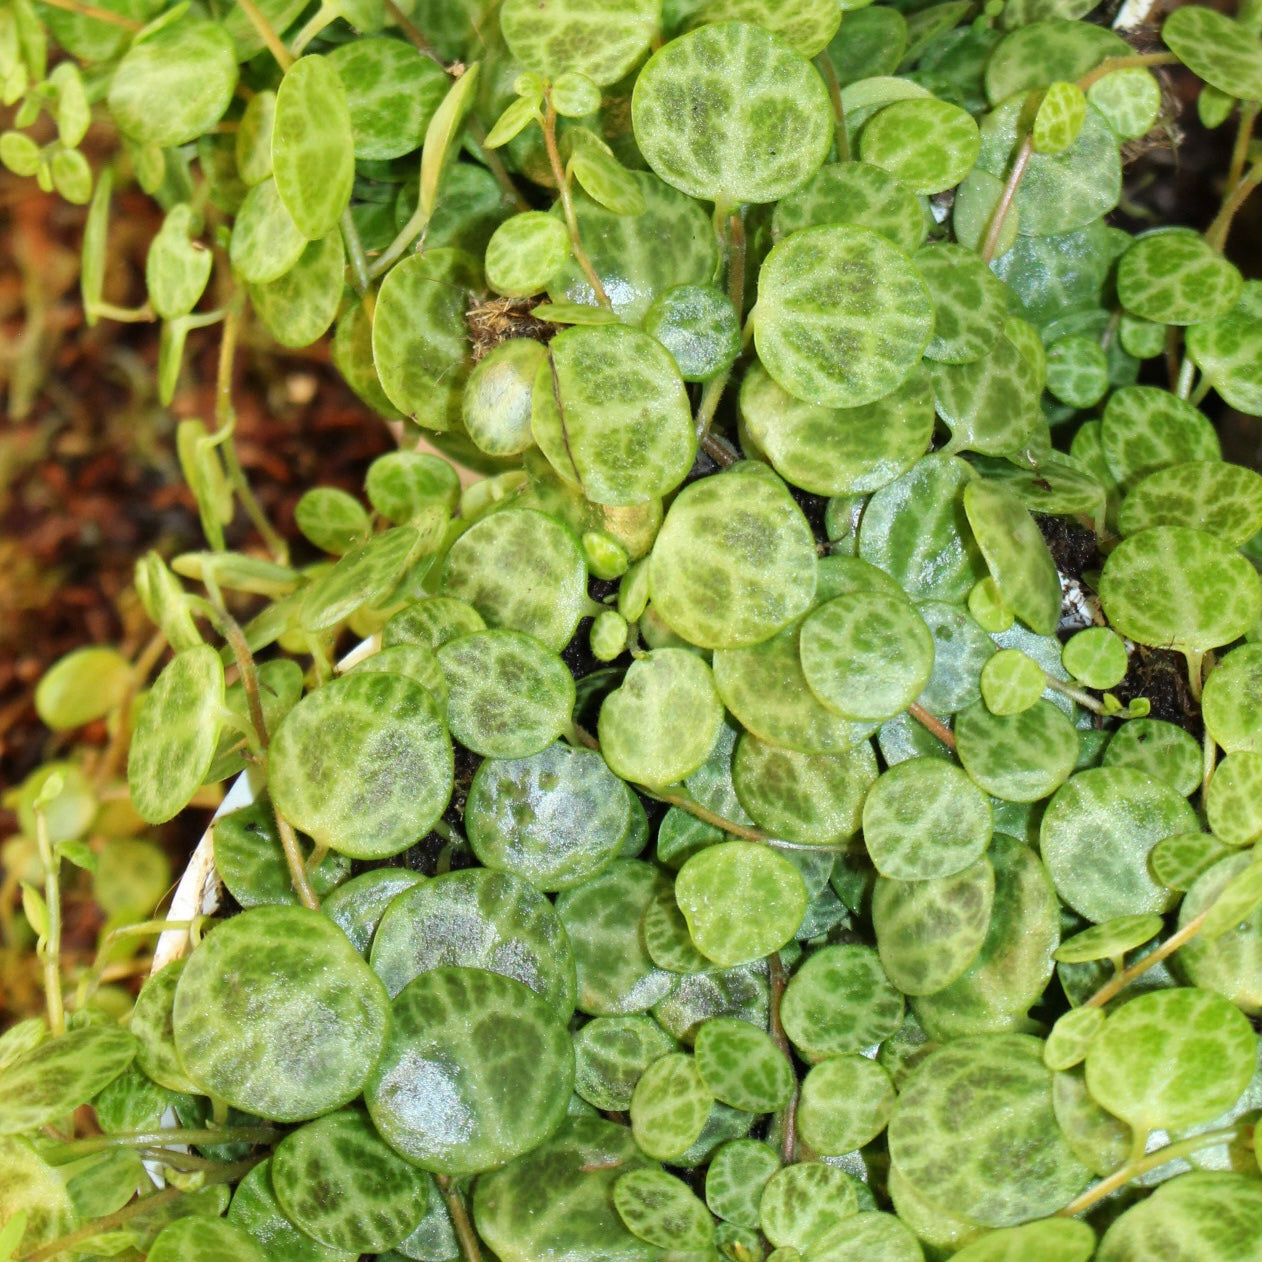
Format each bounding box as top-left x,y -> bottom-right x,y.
4,0 -> 1262,1258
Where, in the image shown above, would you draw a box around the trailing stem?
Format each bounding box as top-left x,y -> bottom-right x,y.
767,952 -> 798,1165
542,94 -> 612,308
1057,1124 -> 1251,1218
694,206 -> 746,440
42,1127 -> 279,1160
815,52 -> 850,162
1083,906 -> 1209,1009
34,0 -> 140,28
907,702 -> 956,752
273,808 -> 321,910
234,0 -> 292,71
979,134 -> 1031,264
33,806 -> 64,1035
436,1176 -> 483,1262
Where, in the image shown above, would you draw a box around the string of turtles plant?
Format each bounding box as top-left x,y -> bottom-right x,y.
3,0 -> 1262,1258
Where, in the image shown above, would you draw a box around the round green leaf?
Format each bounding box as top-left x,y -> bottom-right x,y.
1033,80 -> 1087,155
963,480 -> 1062,637
1203,643 -> 1262,754
797,1055 -> 895,1156
557,860 -> 678,1015
1096,1171 -> 1262,1262
440,507 -> 587,651
148,1216 -> 266,1262
230,178 -> 308,285
889,1034 -> 1089,1226
754,224 -> 932,408
1062,627 -> 1128,690
0,1025 -> 136,1134
860,98 -> 980,195
804,1212 -> 925,1262
321,867 -> 425,957
228,1158 -> 359,1261
643,284 -> 740,383
1119,460 -> 1262,547
798,588 -> 934,723
1087,67 -> 1161,141
1045,334 -> 1109,408
486,212 -> 570,297
858,454 -> 988,603
915,243 -> 1008,366
271,1109 -> 430,1252
695,0 -> 840,57
130,961 -> 200,1094
630,1052 -> 713,1159
955,699 -> 1079,802
741,360 -> 934,497
1205,751 -> 1262,846
250,230 -> 346,349
127,644 -> 225,824
501,0 -> 657,85
533,323 -> 695,505
1117,229 -> 1242,327
1176,851 -> 1262,1013
467,742 -> 632,890
326,36 -> 447,160
1041,765 -> 1195,922
372,248 -> 478,429
759,1162 -> 859,1250
146,203 -> 212,320
771,161 -> 928,256
437,629 -> 574,759
863,758 -> 993,880
614,1168 -> 714,1249
780,943 -> 905,1061
367,452 -> 461,525
599,648 -> 722,787
1101,386 -> 1220,492
1099,526 -> 1262,653
631,21 -> 831,205
1150,831 -> 1234,892
473,1115 -> 658,1262
1186,280 -> 1262,414
694,1017 -> 793,1113
980,649 -> 1046,715
675,842 -> 808,966
706,1139 -> 781,1229
573,1015 -> 677,1111
462,338 -> 548,458
272,55 -> 355,239
1163,4 -> 1262,103
873,858 -> 996,996
35,645 -> 131,730
1054,913 -> 1165,965
952,1218 -> 1096,1262
648,463 -> 817,649
984,18 -> 1127,103
173,906 -> 390,1121
269,671 -> 452,859
1101,718 -> 1201,797
731,733 -> 877,846
366,965 -> 572,1174
369,867 -> 575,1023
107,17 -> 237,148
1085,987 -> 1257,1131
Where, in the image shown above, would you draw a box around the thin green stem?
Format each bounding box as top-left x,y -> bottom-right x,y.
1075,52 -> 1179,92
34,0 -> 141,27
235,0 -> 293,70
980,133 -> 1032,264
1084,907 -> 1209,1009
288,1 -> 334,57
42,1127 -> 279,1160
815,52 -> 849,162
20,1158 -> 264,1262
383,0 -> 442,61
694,209 -> 745,440
90,301 -> 154,323
542,94 -> 612,308
209,599 -> 269,750
215,307 -> 290,564
1202,728 -> 1217,799
33,808 -> 64,1036
466,117 -> 532,212
436,1177 -> 483,1262
1226,101 -> 1258,194
340,207 -> 370,295
1205,158 -> 1262,253
273,807 -> 320,911
1043,675 -> 1109,716
369,201 -> 429,279
1183,649 -> 1205,704
767,952 -> 798,1166
1058,1124 -> 1249,1218
74,920 -> 193,1010
907,702 -> 957,752
1174,355 -> 1196,401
